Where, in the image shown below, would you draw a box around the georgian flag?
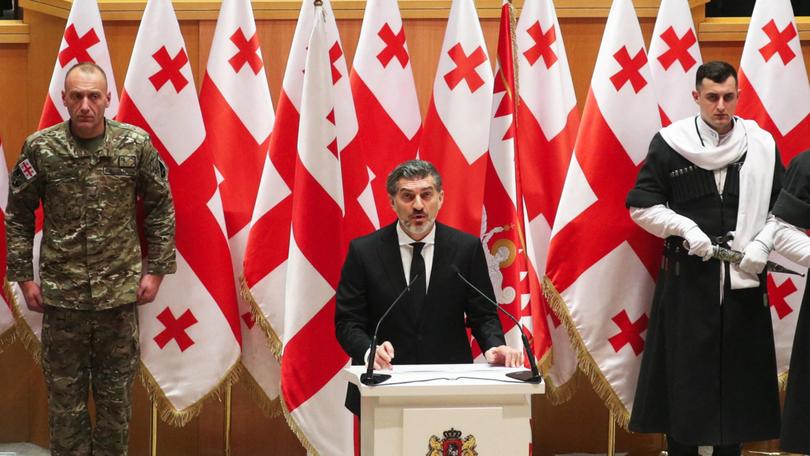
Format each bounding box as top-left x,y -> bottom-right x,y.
279,3 -> 353,454
38,0 -> 119,129
116,0 -> 241,424
515,0 -> 580,401
419,0 -> 493,236
0,137 -> 14,349
14,0 -> 119,357
544,0 -> 662,427
199,0 -> 280,412
241,0 -> 359,362
347,0 -> 420,229
648,0 -> 701,125
240,0 -> 313,358
736,0 -> 810,385
480,0 -> 551,392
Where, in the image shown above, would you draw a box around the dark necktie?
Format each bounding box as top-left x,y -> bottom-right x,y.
409,242 -> 426,316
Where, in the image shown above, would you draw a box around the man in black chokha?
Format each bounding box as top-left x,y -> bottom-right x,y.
626,61 -> 783,455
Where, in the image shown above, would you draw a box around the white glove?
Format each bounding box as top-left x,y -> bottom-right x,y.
739,240 -> 769,274
684,226 -> 713,261
774,219 -> 810,268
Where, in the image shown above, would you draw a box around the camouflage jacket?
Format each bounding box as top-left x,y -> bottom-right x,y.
5,120 -> 176,310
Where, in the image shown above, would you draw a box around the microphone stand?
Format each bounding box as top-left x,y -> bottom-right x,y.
453,266 -> 542,383
360,273 -> 419,385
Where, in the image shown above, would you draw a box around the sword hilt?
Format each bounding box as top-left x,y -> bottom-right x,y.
681,240 -> 804,276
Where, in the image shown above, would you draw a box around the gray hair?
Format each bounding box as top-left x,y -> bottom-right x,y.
386,160 -> 443,196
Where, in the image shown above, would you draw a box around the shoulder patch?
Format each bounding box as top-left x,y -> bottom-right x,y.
10,158 -> 38,192
17,158 -> 37,180
119,155 -> 137,168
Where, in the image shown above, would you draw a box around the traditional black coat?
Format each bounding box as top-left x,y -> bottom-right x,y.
626,133 -> 783,445
334,222 -> 505,414
776,151 -> 810,453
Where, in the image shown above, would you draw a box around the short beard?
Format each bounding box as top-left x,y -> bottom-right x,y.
401,218 -> 434,238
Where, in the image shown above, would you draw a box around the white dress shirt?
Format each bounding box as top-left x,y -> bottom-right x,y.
396,222 -> 436,287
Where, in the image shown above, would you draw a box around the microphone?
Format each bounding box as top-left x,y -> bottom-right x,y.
360,273 -> 420,385
451,264 -> 542,384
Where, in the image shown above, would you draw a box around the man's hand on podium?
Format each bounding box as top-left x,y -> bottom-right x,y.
368,341 -> 395,370
485,345 -> 524,368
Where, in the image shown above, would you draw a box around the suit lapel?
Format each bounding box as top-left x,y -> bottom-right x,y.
428,223 -> 451,298
377,223 -> 407,293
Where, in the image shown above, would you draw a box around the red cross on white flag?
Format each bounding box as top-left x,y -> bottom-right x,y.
768,275 -> 797,320
278,3 -> 353,454
737,0 -> 810,386
241,0 -> 320,364
148,47 -> 190,93
648,0 -> 702,125
116,0 -> 242,424
515,0 -> 580,402
738,0 -> 810,163
38,0 -> 119,130
199,0 -> 280,411
607,310 -> 649,355
0,137 -> 14,350
347,0 -> 420,231
544,0 -> 662,427
13,0 -> 120,359
419,0 -> 493,236
243,0 -> 358,452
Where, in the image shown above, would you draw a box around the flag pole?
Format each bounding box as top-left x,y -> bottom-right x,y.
659,433 -> 667,456
224,384 -> 233,456
607,410 -> 616,456
151,401 -> 158,456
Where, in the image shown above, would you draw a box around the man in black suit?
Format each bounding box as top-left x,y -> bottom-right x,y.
335,159 -> 522,414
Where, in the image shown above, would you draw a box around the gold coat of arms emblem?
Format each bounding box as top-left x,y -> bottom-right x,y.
426,428 -> 478,456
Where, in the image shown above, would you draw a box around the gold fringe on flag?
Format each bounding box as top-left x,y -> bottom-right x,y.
0,322 -> 15,352
250,263 -> 323,456
139,358 -> 243,427
278,392 -> 320,456
504,0 -> 574,405
507,0 -> 519,107
0,281 -> 17,350
239,274 -> 283,360
238,365 -> 282,418
543,275 -> 632,429
6,280 -> 42,363
540,355 -> 577,405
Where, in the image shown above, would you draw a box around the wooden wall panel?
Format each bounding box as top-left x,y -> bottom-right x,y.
0,2 -> 804,454
0,42 -> 29,168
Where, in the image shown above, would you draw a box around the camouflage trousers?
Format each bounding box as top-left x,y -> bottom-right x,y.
42,303 -> 139,456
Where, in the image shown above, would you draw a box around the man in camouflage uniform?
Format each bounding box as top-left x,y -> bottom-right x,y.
5,62 -> 176,455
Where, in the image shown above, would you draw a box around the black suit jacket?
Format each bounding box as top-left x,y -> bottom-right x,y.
335,222 -> 505,413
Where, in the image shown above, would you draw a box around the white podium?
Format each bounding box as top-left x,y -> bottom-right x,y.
340,364 -> 544,455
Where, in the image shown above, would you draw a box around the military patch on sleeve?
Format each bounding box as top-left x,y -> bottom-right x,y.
17,158 -> 37,180
10,169 -> 25,190
118,155 -> 137,168
10,158 -> 38,192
